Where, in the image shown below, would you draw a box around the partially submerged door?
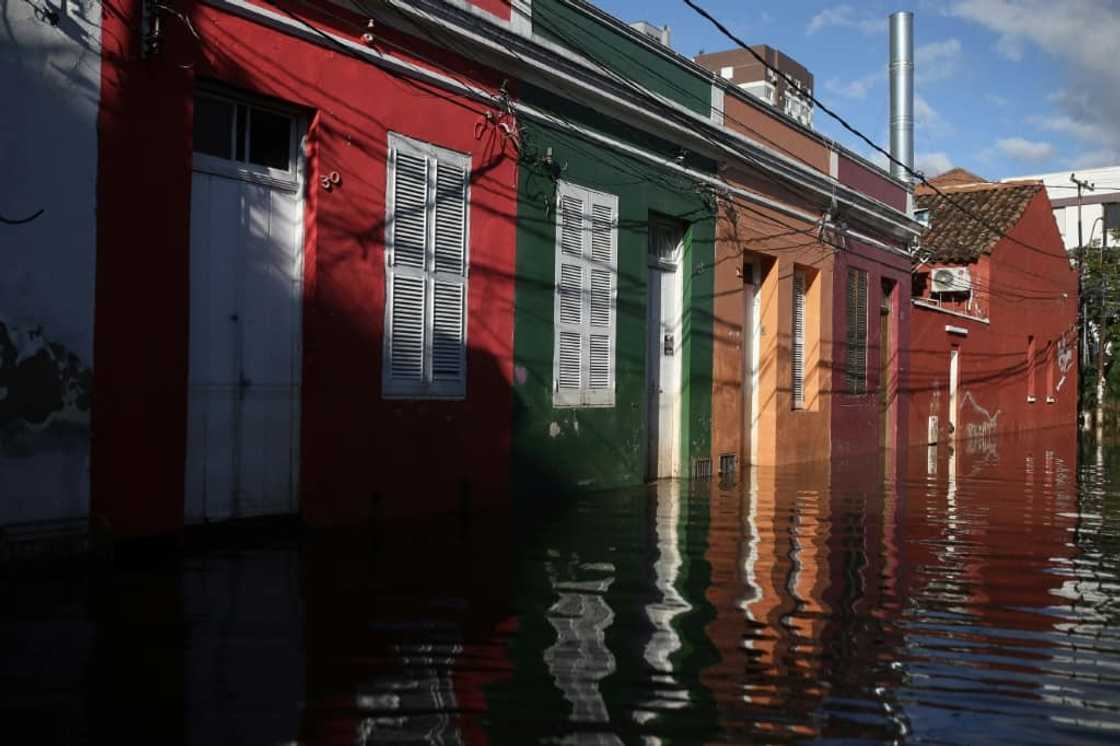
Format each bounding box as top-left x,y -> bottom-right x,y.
741,259 -> 761,467
185,91 -> 304,522
948,346 -> 960,441
646,218 -> 685,480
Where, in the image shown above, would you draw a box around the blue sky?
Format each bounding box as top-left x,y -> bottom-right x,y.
593,0 -> 1120,180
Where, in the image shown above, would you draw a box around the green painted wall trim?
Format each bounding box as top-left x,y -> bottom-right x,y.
532,0 -> 713,118
512,85 -> 715,496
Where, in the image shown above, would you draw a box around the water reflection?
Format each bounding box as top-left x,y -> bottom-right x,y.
8,429 -> 1120,744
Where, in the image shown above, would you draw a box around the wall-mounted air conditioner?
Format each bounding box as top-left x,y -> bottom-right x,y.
931,267 -> 971,294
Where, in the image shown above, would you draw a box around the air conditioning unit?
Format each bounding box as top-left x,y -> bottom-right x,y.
928,415 -> 939,445
931,267 -> 971,294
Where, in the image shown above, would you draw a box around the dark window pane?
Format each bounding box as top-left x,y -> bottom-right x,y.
193,96 -> 233,158
235,104 -> 247,162
248,108 -> 291,170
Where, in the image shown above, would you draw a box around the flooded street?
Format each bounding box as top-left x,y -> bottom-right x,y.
5,429 -> 1120,744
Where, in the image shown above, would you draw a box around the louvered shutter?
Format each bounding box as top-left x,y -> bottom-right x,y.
383,134 -> 470,399
553,183 -> 618,408
845,269 -> 867,394
431,160 -> 467,394
586,193 -> 617,406
385,147 -> 429,390
554,186 -> 586,407
791,270 -> 805,409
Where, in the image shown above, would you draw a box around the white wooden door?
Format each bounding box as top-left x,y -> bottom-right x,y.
646,264 -> 682,480
185,93 -> 303,522
949,346 -> 960,440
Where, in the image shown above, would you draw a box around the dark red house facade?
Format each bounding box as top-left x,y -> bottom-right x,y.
93,0 -> 522,536
904,171 -> 1079,448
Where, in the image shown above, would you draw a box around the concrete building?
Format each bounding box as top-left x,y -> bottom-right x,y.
695,46 -> 814,128
1003,165 -> 1120,253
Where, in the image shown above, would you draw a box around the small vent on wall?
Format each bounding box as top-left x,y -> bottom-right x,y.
692,457 -> 713,479
719,453 -> 737,475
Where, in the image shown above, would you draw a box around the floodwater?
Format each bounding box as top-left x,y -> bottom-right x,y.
5,429 -> 1120,744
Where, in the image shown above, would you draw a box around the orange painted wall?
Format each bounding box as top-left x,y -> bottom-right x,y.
721,94 -> 830,175
710,193 -> 835,468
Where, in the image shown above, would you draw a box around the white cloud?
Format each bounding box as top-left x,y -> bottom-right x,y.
807,5 -> 887,35
825,71 -> 884,100
986,93 -> 1010,108
915,38 -> 963,83
1072,149 -> 1120,170
951,0 -> 1120,168
996,137 -> 1056,162
915,95 -> 955,138
1030,114 -> 1111,145
915,152 -> 954,176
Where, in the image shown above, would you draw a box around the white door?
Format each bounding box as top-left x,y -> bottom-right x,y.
185,92 -> 304,522
948,346 -> 959,440
741,260 -> 761,467
647,219 -> 684,480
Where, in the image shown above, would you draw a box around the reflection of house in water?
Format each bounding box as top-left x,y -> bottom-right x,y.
702,459 -> 908,740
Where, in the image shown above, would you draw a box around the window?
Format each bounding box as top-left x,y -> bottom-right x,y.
553,181 -> 618,408
649,215 -> 684,269
720,65 -> 734,79
791,269 -> 806,409
845,268 -> 868,394
914,208 -> 930,227
192,90 -> 296,173
382,133 -> 470,399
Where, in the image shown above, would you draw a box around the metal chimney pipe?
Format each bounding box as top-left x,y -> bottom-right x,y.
889,11 -> 914,183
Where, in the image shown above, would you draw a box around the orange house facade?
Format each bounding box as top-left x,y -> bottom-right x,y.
708,88 -> 915,467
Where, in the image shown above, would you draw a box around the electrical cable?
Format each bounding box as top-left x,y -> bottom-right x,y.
680,0 -> 1079,265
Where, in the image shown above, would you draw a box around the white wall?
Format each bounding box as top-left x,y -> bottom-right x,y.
0,0 -> 101,526
1007,166 -> 1120,253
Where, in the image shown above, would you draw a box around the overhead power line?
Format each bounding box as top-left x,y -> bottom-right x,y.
679,0 -> 1073,264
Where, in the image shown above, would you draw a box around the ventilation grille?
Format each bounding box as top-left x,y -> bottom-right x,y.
692,457 -> 713,480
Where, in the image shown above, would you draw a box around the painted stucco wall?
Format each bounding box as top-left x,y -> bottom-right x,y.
511,85 -> 715,495
830,240 -> 912,461
904,191 -> 1079,447
720,94 -> 830,175
94,0 -> 519,535
710,194 -> 835,468
837,154 -> 908,214
1,0 -> 101,526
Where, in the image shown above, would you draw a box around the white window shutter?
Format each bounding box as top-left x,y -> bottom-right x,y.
553,182 -> 618,408
554,183 -> 587,407
391,150 -> 428,270
585,191 -> 617,406
388,274 -> 426,384
383,134 -> 471,399
431,160 -> 468,395
791,270 -> 805,409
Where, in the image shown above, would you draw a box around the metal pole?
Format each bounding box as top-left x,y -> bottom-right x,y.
1099,221 -> 1108,438
1071,172 -> 1095,429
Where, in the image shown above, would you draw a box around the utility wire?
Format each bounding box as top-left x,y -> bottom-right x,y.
680,0 -> 1074,264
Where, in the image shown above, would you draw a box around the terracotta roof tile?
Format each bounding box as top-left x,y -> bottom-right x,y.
915,182 -> 1043,263
915,167 -> 988,194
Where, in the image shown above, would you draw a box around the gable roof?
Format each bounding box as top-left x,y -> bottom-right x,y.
915,181 -> 1044,263
917,167 -> 988,193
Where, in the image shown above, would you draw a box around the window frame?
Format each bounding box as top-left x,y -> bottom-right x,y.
552,180 -> 619,409
191,86 -> 303,191
382,132 -> 472,400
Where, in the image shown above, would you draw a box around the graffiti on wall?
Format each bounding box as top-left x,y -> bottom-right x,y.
1056,336 -> 1073,392
0,317 -> 91,448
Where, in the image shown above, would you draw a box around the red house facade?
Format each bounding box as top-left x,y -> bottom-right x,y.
93,0 -> 522,536
904,171 -> 1079,447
